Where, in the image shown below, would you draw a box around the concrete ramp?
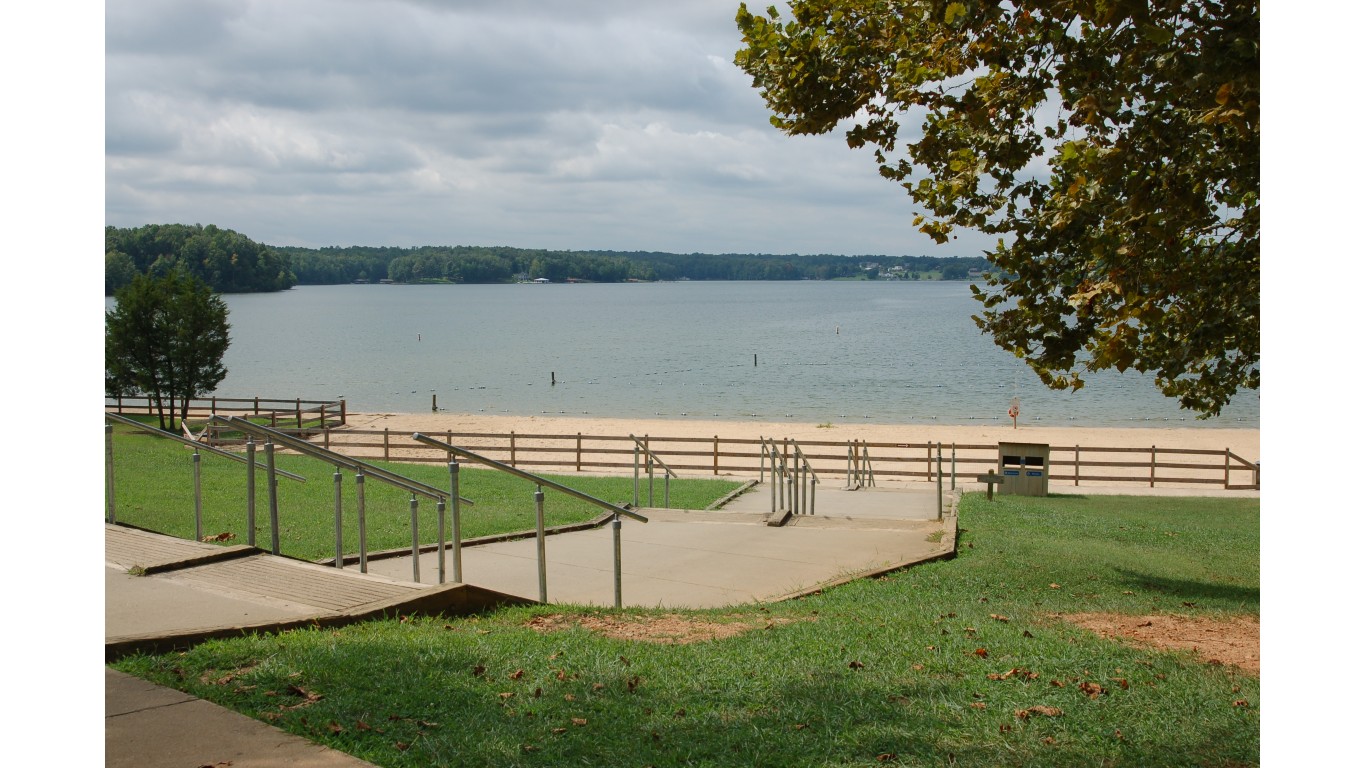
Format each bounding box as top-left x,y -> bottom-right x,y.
356,485 -> 957,609
105,525 -> 532,660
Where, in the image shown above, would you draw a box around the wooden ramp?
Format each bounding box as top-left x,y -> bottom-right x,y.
105,525 -> 532,660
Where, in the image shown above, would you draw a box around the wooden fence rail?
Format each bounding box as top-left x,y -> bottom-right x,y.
182,424 -> 1258,492
105,396 -> 347,431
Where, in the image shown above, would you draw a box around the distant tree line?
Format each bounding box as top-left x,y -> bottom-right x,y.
105,224 -> 296,294
285,245 -> 992,284
106,224 -> 992,294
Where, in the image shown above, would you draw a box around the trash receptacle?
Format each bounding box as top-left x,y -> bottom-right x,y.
998,442 -> 1049,496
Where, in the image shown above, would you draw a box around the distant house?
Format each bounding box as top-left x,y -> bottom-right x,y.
533,277 -> 551,284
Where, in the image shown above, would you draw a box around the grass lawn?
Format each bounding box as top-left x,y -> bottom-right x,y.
111,491 -> 1260,767
105,422 -> 744,561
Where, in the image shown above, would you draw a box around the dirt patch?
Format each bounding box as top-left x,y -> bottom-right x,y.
1060,612 -> 1259,675
525,612 -> 804,644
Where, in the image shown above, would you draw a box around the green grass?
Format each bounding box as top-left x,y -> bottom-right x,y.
112,492 -> 1259,767
106,424 -> 743,561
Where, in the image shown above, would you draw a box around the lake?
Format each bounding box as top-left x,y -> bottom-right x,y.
110,281 -> 1259,427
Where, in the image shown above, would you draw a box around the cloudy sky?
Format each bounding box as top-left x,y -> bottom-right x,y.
102,0 -> 996,256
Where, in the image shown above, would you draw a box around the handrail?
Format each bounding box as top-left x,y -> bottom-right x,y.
105,412 -> 308,544
212,415 -> 471,581
760,436 -> 818,517
412,432 -> 647,609
213,415 -> 464,504
630,434 -> 676,508
106,412 -> 307,481
411,433 -> 645,522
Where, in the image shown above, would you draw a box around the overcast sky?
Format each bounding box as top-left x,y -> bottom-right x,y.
103,0 -> 998,256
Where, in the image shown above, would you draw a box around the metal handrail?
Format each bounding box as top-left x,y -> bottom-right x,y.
212,415 -> 458,503
630,434 -> 677,508
412,432 -> 647,608
105,413 -> 307,540
107,413 -> 307,481
212,415 -> 472,582
760,436 -> 818,517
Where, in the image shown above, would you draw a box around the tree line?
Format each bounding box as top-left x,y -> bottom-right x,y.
106,224 -> 296,294
107,224 -> 992,293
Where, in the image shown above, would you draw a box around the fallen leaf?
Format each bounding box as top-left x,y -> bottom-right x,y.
394,742 -> 409,751
472,665 -> 486,677
356,720 -> 372,731
1078,681 -> 1106,698
912,664 -> 924,671
849,660 -> 865,670
499,692 -> 514,700
876,753 -> 898,762
572,718 -> 588,727
564,694 -> 576,702
970,702 -> 987,710
593,683 -> 606,691
327,721 -> 344,734
1233,699 -> 1249,707
1110,678 -> 1130,690
521,744 -> 538,753
552,727 -> 567,735
973,648 -> 989,658
510,669 -> 524,680
1049,583 -> 1060,589
990,614 -> 1010,623
793,723 -> 808,730
1015,706 -> 1063,719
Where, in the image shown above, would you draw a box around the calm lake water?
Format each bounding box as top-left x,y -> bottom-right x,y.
109,282 -> 1260,427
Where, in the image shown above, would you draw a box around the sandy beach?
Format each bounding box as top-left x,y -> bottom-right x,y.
344,410 -> 1260,459
333,411 -> 1260,493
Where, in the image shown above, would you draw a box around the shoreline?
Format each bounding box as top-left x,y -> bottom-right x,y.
342,410 -> 1261,460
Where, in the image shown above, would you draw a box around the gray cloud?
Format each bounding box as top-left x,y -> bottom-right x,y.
106,0 -> 994,256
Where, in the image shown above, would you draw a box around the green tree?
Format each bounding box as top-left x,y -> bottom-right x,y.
735,0 -> 1258,416
106,270 -> 231,431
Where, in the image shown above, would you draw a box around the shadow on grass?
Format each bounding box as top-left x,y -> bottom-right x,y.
1112,568 -> 1259,605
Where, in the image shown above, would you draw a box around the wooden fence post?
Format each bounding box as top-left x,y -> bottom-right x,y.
1075,445 -> 1080,486
1224,449 -> 1231,490
576,433 -> 582,472
340,399 -> 347,426
296,398 -> 303,429
1150,445 -> 1156,487
510,431 -> 516,467
714,435 -> 719,475
254,396 -> 260,416
384,428 -> 390,461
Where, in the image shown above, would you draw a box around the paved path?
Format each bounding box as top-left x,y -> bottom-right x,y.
105,484 -> 955,767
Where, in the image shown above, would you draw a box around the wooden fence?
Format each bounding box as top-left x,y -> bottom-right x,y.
187,425 -> 1259,492
104,396 -> 347,431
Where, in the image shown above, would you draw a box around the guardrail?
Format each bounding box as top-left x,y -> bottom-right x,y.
209,415 -> 472,584
631,434 -> 677,508
761,437 -> 819,517
411,432 -> 647,609
105,413 -> 308,541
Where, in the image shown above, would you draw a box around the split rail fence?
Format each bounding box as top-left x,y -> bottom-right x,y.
177,423 -> 1258,492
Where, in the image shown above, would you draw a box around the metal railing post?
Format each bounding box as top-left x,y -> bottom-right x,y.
333,467 -> 344,568
936,442 -> 943,521
192,447 -> 203,541
613,513 -> 623,609
436,498 -> 447,584
105,424 -> 116,524
265,439 -> 280,555
245,437 -> 256,547
449,461 -> 463,583
535,486 -> 548,603
409,494 -> 421,583
355,468 -> 368,573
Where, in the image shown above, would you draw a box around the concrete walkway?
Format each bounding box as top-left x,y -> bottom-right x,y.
104,484 -> 957,766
